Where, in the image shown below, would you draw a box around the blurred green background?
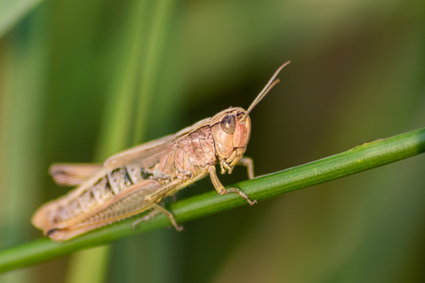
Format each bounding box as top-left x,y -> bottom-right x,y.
0,0 -> 424,282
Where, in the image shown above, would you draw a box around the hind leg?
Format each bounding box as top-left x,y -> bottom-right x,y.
49,163 -> 103,186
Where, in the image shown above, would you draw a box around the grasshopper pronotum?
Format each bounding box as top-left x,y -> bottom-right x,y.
32,61 -> 290,241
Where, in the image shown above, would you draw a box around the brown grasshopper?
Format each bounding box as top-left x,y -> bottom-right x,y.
32,61 -> 290,241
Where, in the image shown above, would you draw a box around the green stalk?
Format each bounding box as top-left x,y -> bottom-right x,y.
111,1 -> 178,282
0,0 -> 44,38
131,0 -> 175,144
0,8 -> 46,283
66,1 -> 151,282
0,126 -> 424,273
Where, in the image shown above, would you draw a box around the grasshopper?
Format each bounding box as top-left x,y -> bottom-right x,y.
32,61 -> 290,241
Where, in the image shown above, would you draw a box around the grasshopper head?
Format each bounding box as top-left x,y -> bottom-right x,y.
211,108 -> 251,170
210,61 -> 290,173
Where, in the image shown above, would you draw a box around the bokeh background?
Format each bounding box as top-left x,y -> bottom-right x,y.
0,0 -> 424,282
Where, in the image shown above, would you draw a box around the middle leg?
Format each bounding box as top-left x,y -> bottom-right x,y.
132,203 -> 183,231
208,166 -> 257,205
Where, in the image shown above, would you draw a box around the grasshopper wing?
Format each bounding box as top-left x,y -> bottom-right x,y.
45,178 -> 183,241
103,118 -> 211,169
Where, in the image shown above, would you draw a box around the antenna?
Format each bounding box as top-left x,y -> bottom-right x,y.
243,61 -> 291,120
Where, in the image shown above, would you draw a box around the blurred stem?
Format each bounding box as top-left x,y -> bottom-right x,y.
0,0 -> 44,38
0,126 -> 424,273
66,1 -> 154,282
95,0 -> 148,158
65,247 -> 110,283
0,7 -> 46,283
112,1 -> 177,283
131,0 -> 175,144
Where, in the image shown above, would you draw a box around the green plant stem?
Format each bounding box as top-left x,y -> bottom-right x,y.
131,0 -> 175,144
0,127 -> 424,273
0,0 -> 44,38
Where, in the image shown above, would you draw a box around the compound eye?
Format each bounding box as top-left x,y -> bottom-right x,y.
221,115 -> 236,134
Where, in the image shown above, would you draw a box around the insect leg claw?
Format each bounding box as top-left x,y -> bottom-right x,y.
132,204 -> 184,231
152,204 -> 184,231
224,187 -> 257,206
208,166 -> 257,206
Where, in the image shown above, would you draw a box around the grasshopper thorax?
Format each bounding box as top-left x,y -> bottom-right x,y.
210,107 -> 251,172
